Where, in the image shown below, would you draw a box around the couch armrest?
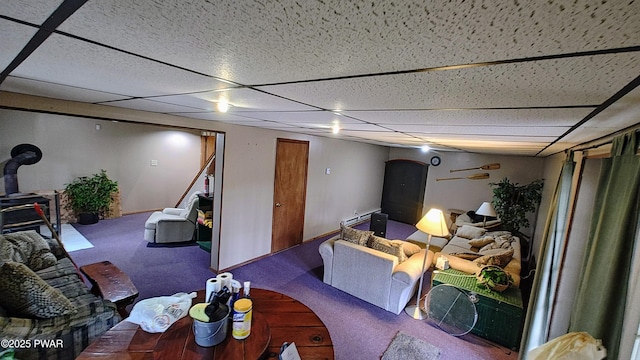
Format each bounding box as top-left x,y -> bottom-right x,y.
433,252 -> 481,275
392,249 -> 434,285
318,236 -> 338,284
162,208 -> 183,216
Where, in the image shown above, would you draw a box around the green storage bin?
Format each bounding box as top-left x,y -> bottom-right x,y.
431,269 -> 523,350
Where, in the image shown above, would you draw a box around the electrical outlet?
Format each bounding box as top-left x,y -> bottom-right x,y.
150,159 -> 158,166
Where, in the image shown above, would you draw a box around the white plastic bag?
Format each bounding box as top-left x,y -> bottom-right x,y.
126,292 -> 197,333
528,332 -> 607,360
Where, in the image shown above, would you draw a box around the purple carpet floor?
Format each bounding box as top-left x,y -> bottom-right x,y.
69,213 -> 519,360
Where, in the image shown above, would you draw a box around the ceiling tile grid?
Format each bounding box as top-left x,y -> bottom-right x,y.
1,0 -> 639,156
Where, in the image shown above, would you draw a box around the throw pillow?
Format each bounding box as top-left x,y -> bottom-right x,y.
468,236 -> 495,248
0,231 -> 58,271
340,223 -> 373,246
456,225 -> 487,240
390,240 -> 422,257
0,261 -> 77,318
473,248 -> 514,267
368,236 -> 407,263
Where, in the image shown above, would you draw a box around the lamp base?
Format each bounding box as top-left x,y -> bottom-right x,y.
404,304 -> 428,320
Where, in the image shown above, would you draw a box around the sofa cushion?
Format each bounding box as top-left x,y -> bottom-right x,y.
473,248 -> 514,267
0,231 -> 58,271
468,236 -> 495,248
456,224 -> 486,240
340,223 -> 373,246
0,261 -> 77,318
391,240 -> 421,257
368,235 -> 407,262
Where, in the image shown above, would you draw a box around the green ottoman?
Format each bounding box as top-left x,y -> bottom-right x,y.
431,269 -> 523,350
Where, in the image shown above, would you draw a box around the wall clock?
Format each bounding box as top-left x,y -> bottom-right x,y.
430,156 -> 441,166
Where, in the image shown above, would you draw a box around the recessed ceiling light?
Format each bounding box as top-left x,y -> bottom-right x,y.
217,99 -> 229,113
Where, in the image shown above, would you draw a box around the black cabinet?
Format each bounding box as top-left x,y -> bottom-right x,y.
381,160 -> 428,225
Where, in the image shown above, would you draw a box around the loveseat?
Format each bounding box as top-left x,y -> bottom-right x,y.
0,231 -> 120,360
319,224 -> 433,314
144,191 -> 200,243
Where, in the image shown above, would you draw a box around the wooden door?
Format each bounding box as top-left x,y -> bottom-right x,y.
272,139 -> 309,253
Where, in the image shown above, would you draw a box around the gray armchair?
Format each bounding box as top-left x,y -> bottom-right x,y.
144,192 -> 200,243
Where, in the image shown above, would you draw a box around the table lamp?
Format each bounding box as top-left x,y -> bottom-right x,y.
476,201 -> 497,227
405,208 -> 450,319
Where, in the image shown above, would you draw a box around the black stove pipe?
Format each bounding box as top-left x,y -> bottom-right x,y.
3,144 -> 42,195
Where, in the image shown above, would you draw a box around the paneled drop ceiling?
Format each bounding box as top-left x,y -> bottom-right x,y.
1,0 -> 640,156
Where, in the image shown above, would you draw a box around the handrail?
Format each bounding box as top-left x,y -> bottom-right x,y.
175,151 -> 216,207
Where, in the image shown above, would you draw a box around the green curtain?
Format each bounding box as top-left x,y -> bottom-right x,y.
520,152 -> 575,356
570,131 -> 640,359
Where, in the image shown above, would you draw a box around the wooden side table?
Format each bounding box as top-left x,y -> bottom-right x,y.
80,261 -> 139,318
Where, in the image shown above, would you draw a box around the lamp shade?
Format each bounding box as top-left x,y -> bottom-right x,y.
416,208 -> 449,237
476,202 -> 497,217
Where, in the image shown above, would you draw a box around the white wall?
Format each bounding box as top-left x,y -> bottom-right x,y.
0,110 -> 201,212
212,123 -> 388,269
1,105 -> 389,270
389,148 -> 545,236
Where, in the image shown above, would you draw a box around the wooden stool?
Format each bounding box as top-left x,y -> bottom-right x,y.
80,261 -> 139,318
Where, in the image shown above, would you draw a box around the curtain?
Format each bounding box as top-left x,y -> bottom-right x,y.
520,152 -> 576,356
569,131 -> 640,359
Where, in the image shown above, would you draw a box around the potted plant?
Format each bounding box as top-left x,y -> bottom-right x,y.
64,169 -> 119,225
476,265 -> 513,292
489,177 -> 544,234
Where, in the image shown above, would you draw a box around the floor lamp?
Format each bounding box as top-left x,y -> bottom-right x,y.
405,208 -> 450,319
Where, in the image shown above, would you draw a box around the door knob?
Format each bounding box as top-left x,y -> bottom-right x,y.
275,203 -> 282,207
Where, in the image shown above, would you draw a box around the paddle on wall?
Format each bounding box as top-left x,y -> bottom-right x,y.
449,163 -> 500,173
436,173 -> 490,181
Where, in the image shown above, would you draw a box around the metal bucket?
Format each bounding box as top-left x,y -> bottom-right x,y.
192,309 -> 230,347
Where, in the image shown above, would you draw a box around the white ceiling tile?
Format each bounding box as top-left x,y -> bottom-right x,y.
0,76 -> 128,103
342,108 -> 593,126
259,53 -> 640,110
0,0 -> 63,23
241,111 -> 353,124
387,125 -> 569,137
12,34 -> 228,97
56,1 -> 640,84
173,112 -> 263,122
0,21 -> 38,70
156,88 -> 316,112
104,99 -> 204,113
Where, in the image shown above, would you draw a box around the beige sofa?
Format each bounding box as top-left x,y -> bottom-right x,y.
428,225 -> 522,286
319,225 -> 433,315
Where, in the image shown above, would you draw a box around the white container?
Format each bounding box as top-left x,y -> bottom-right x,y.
232,298 -> 252,339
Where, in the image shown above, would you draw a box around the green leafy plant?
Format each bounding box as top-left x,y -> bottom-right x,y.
489,177 -> 544,234
64,169 -> 119,216
476,265 -> 513,292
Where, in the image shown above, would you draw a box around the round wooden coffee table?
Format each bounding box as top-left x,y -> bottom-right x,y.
77,288 -> 334,359
154,308 -> 270,359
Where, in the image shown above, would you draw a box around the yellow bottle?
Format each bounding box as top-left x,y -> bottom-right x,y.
232,298 -> 252,339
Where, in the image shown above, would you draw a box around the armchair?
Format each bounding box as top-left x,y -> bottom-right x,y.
144,192 -> 200,243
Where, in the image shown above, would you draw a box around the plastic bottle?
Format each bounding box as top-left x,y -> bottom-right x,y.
232,298 -> 252,339
243,281 -> 251,299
